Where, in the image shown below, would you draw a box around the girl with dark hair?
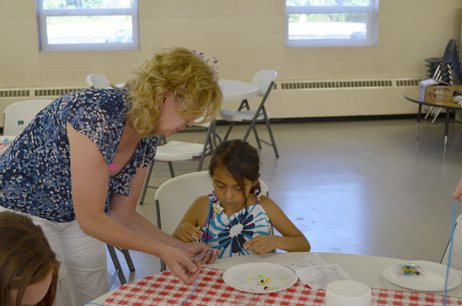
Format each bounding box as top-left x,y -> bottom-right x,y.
173,139 -> 310,258
0,211 -> 59,306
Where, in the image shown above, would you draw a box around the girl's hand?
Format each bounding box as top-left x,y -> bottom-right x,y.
243,235 -> 278,255
160,245 -> 201,285
173,222 -> 203,242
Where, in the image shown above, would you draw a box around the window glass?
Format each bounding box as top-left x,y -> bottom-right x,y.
285,0 -> 378,48
286,0 -> 370,7
42,0 -> 132,9
37,0 -> 138,51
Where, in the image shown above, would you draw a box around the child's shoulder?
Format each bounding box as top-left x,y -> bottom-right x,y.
258,196 -> 289,223
258,195 -> 280,212
188,195 -> 211,217
192,195 -> 211,207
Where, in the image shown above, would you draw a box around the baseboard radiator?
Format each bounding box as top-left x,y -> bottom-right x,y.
0,79 -> 421,125
251,78 -> 421,119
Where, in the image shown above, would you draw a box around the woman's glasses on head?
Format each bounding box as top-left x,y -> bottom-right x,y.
176,96 -> 189,112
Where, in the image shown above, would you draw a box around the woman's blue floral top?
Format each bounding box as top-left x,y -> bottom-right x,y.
201,191 -> 272,258
0,89 -> 157,222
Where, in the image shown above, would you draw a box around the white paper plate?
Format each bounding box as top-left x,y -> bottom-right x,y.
0,136 -> 15,144
383,260 -> 461,291
223,262 -> 297,293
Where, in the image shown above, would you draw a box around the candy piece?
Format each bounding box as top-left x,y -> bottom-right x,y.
397,263 -> 424,276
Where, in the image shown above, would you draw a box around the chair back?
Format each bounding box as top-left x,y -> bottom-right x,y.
441,214 -> 462,270
86,74 -> 112,89
3,100 -> 53,135
251,70 -> 278,96
154,171 -> 269,235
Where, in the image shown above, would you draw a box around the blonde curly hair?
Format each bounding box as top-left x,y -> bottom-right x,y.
125,47 -> 222,137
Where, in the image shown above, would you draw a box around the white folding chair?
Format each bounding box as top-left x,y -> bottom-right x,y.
3,100 -> 53,136
154,171 -> 269,271
138,119 -> 220,205
441,214 -> 462,270
220,70 -> 279,158
86,74 -> 114,89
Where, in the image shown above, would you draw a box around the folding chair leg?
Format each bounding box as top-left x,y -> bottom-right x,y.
243,118 -> 257,140
431,108 -> 442,124
253,125 -> 262,149
197,141 -> 208,171
107,245 -> 127,287
424,106 -> 433,120
264,115 -> 279,158
197,121 -> 215,171
168,161 -> 175,177
243,122 -> 262,149
242,106 -> 279,158
120,248 -> 135,272
223,122 -> 236,141
154,199 -> 168,272
139,162 -> 155,206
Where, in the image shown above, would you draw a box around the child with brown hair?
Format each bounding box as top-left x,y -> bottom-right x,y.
173,139 -> 310,258
0,211 -> 59,306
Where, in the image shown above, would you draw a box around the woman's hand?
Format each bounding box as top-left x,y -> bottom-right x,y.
160,245 -> 202,284
181,242 -> 218,264
453,177 -> 462,202
173,222 -> 203,242
243,235 -> 278,255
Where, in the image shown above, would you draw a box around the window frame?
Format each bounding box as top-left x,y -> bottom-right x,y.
285,0 -> 379,48
36,1 -> 139,52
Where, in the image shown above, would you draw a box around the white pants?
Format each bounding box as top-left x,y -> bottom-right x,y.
0,207 -> 109,306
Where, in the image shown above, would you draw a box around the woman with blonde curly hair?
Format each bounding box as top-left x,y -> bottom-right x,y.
0,211 -> 59,306
0,47 -> 221,306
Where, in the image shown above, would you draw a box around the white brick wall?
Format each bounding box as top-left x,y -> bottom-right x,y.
0,0 -> 460,93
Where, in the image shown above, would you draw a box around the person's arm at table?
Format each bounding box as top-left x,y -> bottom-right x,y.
453,177 -> 462,202
109,171 -> 217,268
68,124 -> 215,284
172,196 -> 209,242
243,196 -> 310,255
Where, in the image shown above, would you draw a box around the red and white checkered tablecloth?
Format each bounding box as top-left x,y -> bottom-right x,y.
103,267 -> 462,306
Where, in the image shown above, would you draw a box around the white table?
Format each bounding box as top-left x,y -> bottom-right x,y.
218,79 -> 259,103
90,252 -> 462,304
207,252 -> 462,297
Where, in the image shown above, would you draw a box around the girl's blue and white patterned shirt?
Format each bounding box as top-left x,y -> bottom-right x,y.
201,191 -> 272,258
0,89 -> 157,222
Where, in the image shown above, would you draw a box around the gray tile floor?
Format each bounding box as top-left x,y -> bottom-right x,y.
107,117 -> 462,290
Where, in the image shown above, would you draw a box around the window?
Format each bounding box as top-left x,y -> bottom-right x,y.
36,0 -> 139,52
285,0 -> 378,48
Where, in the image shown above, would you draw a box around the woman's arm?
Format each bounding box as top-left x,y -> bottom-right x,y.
243,197 -> 311,255
108,165 -> 187,249
67,123 -> 214,283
